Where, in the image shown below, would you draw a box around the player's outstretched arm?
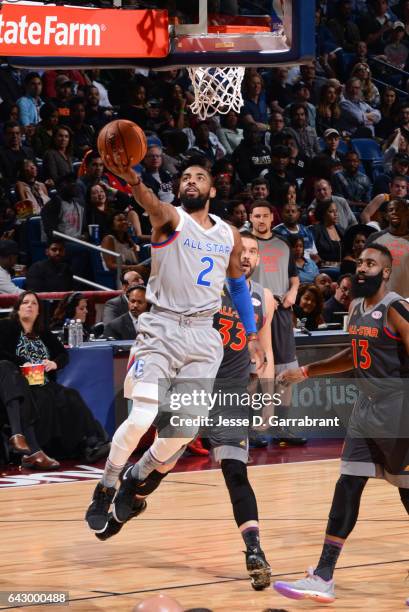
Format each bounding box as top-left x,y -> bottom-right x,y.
226,226 -> 266,375
105,163 -> 179,230
277,347 -> 354,385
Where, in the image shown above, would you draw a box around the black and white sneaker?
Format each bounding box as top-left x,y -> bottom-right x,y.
95,500 -> 147,541
85,482 -> 116,532
112,463 -> 142,523
245,548 -> 272,590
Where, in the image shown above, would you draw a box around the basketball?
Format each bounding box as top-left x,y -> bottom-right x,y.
97,119 -> 147,172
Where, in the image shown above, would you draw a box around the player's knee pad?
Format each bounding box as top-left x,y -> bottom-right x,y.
398,487 -> 409,514
150,436 -> 192,463
328,474 -> 368,538
112,399 -> 158,452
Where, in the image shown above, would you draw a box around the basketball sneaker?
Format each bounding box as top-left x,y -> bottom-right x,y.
274,568 -> 335,603
95,499 -> 147,541
245,548 -> 272,590
112,463 -> 142,523
85,482 -> 116,532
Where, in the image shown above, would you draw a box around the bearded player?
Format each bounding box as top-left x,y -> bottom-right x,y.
273,244 -> 409,604
85,162 -> 266,532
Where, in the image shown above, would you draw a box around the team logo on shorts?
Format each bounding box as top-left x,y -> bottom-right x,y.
372,310 -> 382,319
134,359 -> 145,378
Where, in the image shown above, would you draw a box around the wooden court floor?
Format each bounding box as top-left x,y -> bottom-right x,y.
0,460 -> 408,611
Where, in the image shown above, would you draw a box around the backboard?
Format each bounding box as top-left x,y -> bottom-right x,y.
4,0 -> 314,69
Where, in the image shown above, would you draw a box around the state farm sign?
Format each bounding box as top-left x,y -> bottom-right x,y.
0,4 -> 169,57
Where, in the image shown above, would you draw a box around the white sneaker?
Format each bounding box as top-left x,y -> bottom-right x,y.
274,567 -> 335,603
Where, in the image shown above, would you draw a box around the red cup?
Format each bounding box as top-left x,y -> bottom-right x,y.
20,363 -> 45,386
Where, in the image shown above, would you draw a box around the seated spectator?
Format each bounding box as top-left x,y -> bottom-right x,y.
85,182 -> 142,240
293,283 -> 324,331
0,102 -> 19,140
76,151 -> 107,199
160,129 -> 190,176
276,181 -> 298,209
42,125 -> 74,187
86,68 -> 111,108
320,128 -> 345,163
101,211 -> 144,286
323,273 -> 353,323
263,145 -> 297,201
274,202 -> 319,260
372,152 -> 409,197
226,200 -> 249,230
68,97 -> 95,160
288,235 -> 320,283
232,124 -> 271,184
332,150 -> 372,212
105,285 -> 148,340
0,121 -> 35,185
118,78 -> 148,128
267,67 -> 294,114
314,271 -> 334,301
84,84 -> 113,133
162,83 -> 190,129
16,72 -> 44,128
316,84 -> 342,136
366,197 -> 409,296
285,81 -> 316,128
142,145 -> 175,203
0,239 -> 24,294
216,111 -> 243,155
50,291 -> 90,339
265,111 -> 285,148
361,174 -> 408,227
326,0 -> 361,53
50,74 -> 75,122
311,178 -> 357,230
186,121 -> 225,163
375,86 -> 400,140
358,0 -> 396,54
26,239 -> 74,293
41,173 -> 85,240
340,224 -> 377,274
240,71 -> 269,131
15,159 -> 50,215
350,63 -> 380,107
312,199 -> 345,273
31,102 -> 59,159
339,78 -> 381,137
383,20 -> 409,69
287,103 -> 320,158
279,130 -> 309,181
103,270 -> 144,325
0,291 -> 110,463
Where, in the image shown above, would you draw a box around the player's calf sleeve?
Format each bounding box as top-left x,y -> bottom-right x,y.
109,399 -> 158,466
221,459 -> 258,528
398,487 -> 409,514
327,474 -> 368,538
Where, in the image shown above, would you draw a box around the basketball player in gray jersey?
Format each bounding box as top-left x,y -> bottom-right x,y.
86,161 -> 266,533
273,244 -> 409,605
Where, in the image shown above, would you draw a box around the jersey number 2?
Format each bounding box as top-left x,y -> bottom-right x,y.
351,339 -> 371,370
197,256 -> 214,287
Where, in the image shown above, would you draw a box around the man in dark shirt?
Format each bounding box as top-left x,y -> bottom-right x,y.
104,285 -> 148,340
263,144 -> 297,198
323,274 -> 353,324
232,124 -> 271,184
103,270 -> 144,325
26,239 -> 74,292
0,121 -> 35,185
372,152 -> 409,197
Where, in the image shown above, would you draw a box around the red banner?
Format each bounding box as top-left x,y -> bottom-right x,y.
0,5 -> 169,57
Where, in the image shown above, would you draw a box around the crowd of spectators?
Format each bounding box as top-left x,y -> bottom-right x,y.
1,0 -> 409,457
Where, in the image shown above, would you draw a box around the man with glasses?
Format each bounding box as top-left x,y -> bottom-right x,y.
142,145 -> 175,204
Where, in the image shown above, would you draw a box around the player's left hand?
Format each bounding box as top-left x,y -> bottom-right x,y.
248,338 -> 267,376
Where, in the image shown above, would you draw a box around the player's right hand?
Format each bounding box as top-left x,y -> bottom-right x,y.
276,368 -> 305,386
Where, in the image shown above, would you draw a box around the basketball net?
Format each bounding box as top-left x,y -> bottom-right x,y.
187,65 -> 245,120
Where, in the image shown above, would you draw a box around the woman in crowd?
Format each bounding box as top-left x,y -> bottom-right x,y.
316,83 -> 342,135
162,83 -> 190,129
31,103 -> 59,158
15,159 -> 50,214
101,211 -> 144,285
312,199 -> 344,277
340,224 -> 376,275
42,125 -> 74,186
50,291 -> 90,340
288,235 -> 320,283
216,111 -> 244,155
85,182 -> 142,240
276,181 -> 298,209
0,291 -> 110,464
376,86 -> 400,140
293,283 -> 325,331
350,63 -> 380,107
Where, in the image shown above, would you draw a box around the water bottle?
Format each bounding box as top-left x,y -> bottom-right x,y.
75,319 -> 84,346
63,318 -> 70,345
68,319 -> 76,347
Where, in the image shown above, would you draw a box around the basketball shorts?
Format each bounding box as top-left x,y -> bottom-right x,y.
341,392 -> 409,488
124,309 -> 223,420
207,380 -> 251,464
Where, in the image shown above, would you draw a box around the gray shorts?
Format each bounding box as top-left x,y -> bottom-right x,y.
124,309 -> 223,417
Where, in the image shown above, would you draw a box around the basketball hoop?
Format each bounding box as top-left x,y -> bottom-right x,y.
187,65 -> 245,120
